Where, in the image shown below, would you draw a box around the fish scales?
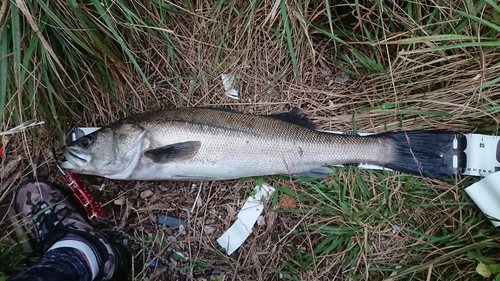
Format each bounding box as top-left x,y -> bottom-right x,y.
79,108 -> 393,180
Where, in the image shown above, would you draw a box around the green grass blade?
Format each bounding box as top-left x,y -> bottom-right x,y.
10,2 -> 21,97
308,23 -> 349,45
324,0 -> 334,35
280,0 -> 300,81
36,1 -> 96,56
0,28 -> 8,125
484,0 -> 500,13
457,11 -> 500,32
433,41 -> 500,50
89,0 -> 154,93
381,34 -> 481,45
476,75 -> 500,89
41,55 -> 61,130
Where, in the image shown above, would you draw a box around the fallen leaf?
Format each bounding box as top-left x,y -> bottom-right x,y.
140,190 -> 154,199
114,196 -> 125,205
257,215 -> 265,226
280,194 -> 297,210
477,262 -> 492,277
204,225 -> 216,235
226,204 -> 236,221
267,205 -> 279,232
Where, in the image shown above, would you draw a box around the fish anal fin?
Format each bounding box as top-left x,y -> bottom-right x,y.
266,109 -> 318,130
144,141 -> 201,163
295,167 -> 332,178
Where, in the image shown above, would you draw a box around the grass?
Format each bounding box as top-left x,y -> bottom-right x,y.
270,170 -> 496,280
1,0 -> 500,280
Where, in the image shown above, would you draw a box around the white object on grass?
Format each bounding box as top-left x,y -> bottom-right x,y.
221,74 -> 239,100
1,121 -> 45,136
465,171 -> 500,227
70,127 -> 101,142
461,134 -> 500,177
217,183 -> 275,255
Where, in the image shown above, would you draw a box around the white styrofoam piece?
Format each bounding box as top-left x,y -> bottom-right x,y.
221,74 -> 239,100
217,183 -> 275,255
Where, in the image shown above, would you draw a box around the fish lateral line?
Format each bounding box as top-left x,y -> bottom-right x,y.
176,119 -> 261,136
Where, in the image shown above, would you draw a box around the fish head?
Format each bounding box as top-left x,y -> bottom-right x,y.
60,123 -> 148,179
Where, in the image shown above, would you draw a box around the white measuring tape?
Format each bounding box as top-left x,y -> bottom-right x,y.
323,131 -> 498,178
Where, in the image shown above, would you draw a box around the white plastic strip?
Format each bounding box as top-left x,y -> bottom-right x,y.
462,133 -> 499,177
217,183 -> 275,255
70,127 -> 101,143
465,171 -> 500,227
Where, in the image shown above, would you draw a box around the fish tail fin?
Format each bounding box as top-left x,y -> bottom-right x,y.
383,131 -> 466,178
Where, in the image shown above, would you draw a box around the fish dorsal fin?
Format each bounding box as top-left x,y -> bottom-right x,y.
265,110 -> 318,130
144,141 -> 201,164
209,107 -> 317,129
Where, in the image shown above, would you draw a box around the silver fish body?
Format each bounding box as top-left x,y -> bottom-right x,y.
60,108 -> 459,180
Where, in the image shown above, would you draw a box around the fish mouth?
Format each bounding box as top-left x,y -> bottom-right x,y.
59,148 -> 90,170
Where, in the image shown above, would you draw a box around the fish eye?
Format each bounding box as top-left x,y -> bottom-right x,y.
78,136 -> 93,148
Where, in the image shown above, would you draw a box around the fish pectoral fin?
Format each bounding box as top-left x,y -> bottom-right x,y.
295,167 -> 332,178
144,141 -> 201,163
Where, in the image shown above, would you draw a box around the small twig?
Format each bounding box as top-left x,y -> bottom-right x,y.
0,121 -> 45,136
118,198 -> 131,230
149,266 -> 169,280
190,181 -> 203,213
0,156 -> 23,204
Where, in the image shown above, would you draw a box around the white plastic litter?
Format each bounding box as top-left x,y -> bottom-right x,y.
217,183 -> 275,255
465,171 -> 500,227
221,74 -> 239,100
